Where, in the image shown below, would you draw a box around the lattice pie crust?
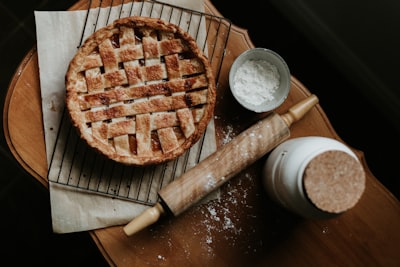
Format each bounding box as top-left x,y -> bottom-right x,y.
66,16 -> 216,165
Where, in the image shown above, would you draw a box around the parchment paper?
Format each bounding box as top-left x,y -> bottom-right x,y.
35,0 -> 217,234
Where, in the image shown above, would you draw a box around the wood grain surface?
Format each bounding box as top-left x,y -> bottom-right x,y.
3,0 -> 400,266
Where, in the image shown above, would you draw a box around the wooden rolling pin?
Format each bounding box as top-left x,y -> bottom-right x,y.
123,94 -> 319,236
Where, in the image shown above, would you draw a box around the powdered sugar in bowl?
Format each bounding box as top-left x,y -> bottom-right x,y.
229,48 -> 291,113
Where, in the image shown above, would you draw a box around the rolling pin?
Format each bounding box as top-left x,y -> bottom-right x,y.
123,94 -> 319,236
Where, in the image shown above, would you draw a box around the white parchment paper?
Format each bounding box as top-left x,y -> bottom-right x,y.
35,0 -> 217,233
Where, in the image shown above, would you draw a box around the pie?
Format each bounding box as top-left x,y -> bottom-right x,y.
65,16 -> 216,166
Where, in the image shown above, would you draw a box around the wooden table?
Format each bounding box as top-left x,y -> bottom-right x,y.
3,0 -> 400,266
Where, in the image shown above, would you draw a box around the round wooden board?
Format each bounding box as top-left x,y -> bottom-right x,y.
3,0 -> 400,266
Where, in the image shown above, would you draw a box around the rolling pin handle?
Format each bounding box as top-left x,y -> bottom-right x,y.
281,94 -> 319,127
123,202 -> 165,236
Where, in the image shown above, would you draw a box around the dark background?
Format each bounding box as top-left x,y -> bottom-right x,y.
1,0 -> 398,265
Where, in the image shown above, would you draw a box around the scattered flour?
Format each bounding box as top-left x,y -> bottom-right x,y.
145,171 -> 260,263
221,124 -> 235,145
233,59 -> 280,106
194,172 -> 259,257
157,255 -> 166,261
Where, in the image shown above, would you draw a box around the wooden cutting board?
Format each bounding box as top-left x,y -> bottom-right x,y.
3,0 -> 400,266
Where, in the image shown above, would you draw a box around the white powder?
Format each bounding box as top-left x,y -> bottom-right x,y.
233,59 -> 280,106
221,124 -> 235,145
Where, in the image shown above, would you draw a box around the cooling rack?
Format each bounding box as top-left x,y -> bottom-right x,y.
47,0 -> 231,206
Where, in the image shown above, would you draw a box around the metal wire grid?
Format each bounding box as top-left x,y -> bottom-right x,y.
47,0 -> 231,206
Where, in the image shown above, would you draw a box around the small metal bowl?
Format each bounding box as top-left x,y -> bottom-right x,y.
229,48 -> 291,113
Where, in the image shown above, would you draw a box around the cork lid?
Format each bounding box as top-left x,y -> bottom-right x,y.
303,150 -> 366,214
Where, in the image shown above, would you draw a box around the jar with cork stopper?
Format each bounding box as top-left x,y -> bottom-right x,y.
262,136 -> 366,218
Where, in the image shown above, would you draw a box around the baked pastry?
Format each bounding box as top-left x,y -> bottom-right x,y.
65,16 -> 216,166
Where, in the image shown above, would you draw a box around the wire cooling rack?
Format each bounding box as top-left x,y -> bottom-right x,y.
47,0 -> 231,206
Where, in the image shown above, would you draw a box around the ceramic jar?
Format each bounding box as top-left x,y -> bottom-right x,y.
262,136 -> 365,218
